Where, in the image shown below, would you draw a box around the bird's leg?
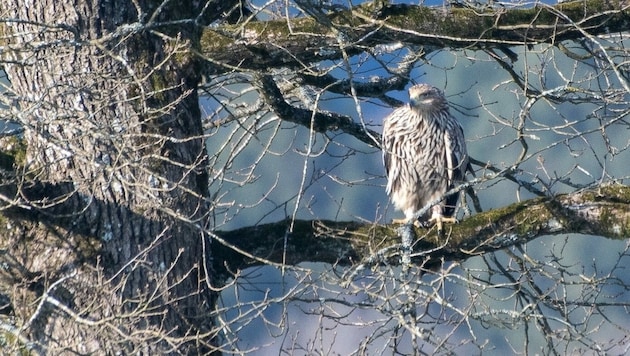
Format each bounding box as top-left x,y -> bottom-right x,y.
428,206 -> 457,232
391,217 -> 423,228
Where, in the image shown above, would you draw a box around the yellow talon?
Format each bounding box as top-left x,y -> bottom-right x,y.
428,215 -> 458,232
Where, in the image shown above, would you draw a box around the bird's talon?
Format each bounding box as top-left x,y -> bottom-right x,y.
391,218 -> 423,228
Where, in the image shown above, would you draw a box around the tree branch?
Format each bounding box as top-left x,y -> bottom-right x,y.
212,184 -> 630,282
199,1 -> 630,74
255,73 -> 381,147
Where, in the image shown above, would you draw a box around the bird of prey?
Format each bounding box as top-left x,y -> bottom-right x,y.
382,83 -> 471,230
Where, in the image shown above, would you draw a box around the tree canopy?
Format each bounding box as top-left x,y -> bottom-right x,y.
0,0 -> 630,354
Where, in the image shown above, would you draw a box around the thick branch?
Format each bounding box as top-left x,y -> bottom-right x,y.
2,152 -> 628,285
213,184 -> 630,281
200,1 -> 630,74
256,73 -> 381,146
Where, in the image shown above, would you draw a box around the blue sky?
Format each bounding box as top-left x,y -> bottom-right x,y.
204,1 -> 630,353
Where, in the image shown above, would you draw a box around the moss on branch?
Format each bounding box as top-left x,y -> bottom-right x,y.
213,184 -> 630,281
199,0 -> 630,74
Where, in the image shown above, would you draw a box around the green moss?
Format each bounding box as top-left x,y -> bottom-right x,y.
565,184 -> 630,205
0,136 -> 27,170
200,30 -> 235,53
557,0 -> 610,13
149,73 -> 168,102
0,327 -> 32,356
499,0 -> 620,28
213,184 -> 630,273
381,6 -> 438,28
597,204 -> 630,238
598,185 -> 630,204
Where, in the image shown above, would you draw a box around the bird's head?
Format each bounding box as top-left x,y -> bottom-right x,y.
408,84 -> 447,112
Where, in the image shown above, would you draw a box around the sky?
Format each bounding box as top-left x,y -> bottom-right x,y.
204,1 -> 630,354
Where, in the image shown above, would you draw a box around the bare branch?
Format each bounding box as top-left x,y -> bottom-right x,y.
255,73 -> 381,147
200,1 -> 630,74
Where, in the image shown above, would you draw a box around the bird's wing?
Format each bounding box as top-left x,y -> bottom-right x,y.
382,112 -> 400,196
444,120 -> 468,187
382,127 -> 395,195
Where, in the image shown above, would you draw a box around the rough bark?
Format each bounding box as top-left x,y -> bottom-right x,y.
0,0 -> 218,353
212,184 -> 630,281
0,0 -> 628,354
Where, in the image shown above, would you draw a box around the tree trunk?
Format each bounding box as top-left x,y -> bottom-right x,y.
1,0 -> 217,353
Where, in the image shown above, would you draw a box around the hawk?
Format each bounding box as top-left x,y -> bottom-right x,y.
382,84 -> 471,230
